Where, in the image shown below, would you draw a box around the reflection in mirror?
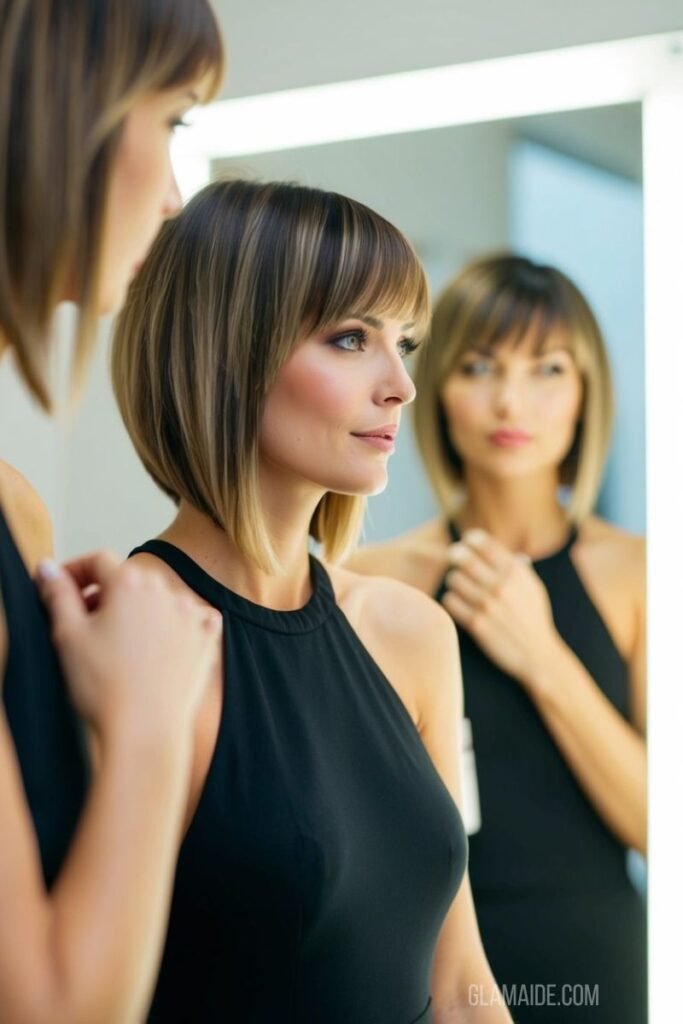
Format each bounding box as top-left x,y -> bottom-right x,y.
214,103 -> 647,1022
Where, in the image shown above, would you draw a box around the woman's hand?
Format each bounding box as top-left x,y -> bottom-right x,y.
36,551 -> 222,744
440,529 -> 560,688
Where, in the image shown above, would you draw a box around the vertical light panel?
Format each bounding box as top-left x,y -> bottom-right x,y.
643,90 -> 683,1022
170,141 -> 211,204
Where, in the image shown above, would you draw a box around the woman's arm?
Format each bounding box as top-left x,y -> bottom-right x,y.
414,602 -> 514,1023
518,565 -> 646,854
0,701 -> 193,1024
356,574 -> 513,1023
441,530 -> 646,856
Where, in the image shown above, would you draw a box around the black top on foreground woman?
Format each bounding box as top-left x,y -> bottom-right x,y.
133,540 -> 466,1023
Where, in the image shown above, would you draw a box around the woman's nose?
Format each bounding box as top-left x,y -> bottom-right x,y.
381,357 -> 416,406
162,169 -> 183,219
492,373 -> 525,416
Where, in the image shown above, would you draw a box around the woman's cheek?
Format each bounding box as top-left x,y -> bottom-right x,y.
278,357 -> 359,421
444,388 -> 488,431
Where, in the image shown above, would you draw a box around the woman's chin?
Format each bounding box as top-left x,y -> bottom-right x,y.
325,469 -> 389,498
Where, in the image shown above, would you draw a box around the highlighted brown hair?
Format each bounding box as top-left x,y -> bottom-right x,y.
0,0 -> 224,410
413,253 -> 614,523
112,179 -> 430,571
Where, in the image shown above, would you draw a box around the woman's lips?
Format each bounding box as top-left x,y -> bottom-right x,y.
488,430 -> 532,448
353,434 -> 396,453
351,424 -> 398,453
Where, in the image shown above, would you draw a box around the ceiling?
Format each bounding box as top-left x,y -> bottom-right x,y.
213,0 -> 683,99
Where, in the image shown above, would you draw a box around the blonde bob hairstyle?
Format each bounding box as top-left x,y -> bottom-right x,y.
112,178 -> 430,573
0,0 -> 224,411
413,253 -> 614,525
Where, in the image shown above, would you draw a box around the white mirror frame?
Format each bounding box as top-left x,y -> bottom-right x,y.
173,33 -> 683,1021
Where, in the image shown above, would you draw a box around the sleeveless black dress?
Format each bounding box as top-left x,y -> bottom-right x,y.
130,540 -> 469,1024
0,503 -> 89,887
435,522 -> 647,1022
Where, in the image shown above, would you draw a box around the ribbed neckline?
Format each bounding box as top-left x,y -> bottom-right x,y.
447,521 -> 579,566
129,541 -> 337,635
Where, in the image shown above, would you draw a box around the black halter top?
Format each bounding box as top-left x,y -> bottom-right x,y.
131,540 -> 469,1024
434,520 -> 646,1022
0,503 -> 89,887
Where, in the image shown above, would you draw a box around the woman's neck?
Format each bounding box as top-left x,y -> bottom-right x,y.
159,496 -> 319,611
455,470 -> 571,558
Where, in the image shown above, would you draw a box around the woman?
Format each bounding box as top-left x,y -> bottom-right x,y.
111,179 -> 513,1023
348,254 -> 647,1021
0,4 -> 225,1022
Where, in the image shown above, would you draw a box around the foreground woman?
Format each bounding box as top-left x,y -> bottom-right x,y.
112,179 -> 513,1023
0,3 -> 224,1021
348,254 -> 647,1021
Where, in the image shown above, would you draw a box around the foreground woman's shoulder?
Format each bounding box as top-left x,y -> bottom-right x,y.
0,459 -> 53,569
326,560 -> 458,662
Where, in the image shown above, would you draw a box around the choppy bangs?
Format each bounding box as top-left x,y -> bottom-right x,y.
451,256 -> 590,369
302,193 -> 431,341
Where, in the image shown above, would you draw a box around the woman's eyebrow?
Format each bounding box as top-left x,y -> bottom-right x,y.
350,314 -> 415,331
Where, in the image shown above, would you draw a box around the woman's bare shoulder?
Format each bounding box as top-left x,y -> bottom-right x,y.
572,514 -> 645,658
326,562 -> 457,668
576,514 -> 645,585
0,459 -> 53,570
325,561 -> 460,727
343,517 -> 449,594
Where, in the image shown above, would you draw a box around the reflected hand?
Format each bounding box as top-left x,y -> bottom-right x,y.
440,529 -> 560,687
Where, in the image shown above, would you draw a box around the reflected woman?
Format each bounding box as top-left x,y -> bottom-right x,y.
111,180 -> 513,1023
348,254 -> 647,1022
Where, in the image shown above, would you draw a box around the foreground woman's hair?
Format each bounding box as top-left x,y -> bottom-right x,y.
413,253 -> 614,523
112,178 -> 430,572
0,0 -> 224,409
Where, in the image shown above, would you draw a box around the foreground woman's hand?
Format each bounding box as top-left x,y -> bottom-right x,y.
36,550 -> 222,741
440,529 -> 560,689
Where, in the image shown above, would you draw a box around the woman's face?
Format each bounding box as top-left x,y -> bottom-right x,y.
260,315 -> 419,497
439,325 -> 583,482
97,86 -> 198,314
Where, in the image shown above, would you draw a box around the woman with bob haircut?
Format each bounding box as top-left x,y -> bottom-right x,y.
348,253 -> 647,1022
112,178 -> 514,1024
0,3 -> 225,1023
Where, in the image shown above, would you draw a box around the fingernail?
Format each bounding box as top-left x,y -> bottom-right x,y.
448,543 -> 468,564
463,529 -> 487,548
36,559 -> 62,583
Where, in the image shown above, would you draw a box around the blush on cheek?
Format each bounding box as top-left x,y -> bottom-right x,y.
276,357 -> 354,421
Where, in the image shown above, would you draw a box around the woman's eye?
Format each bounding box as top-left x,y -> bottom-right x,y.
461,360 -> 491,376
330,330 -> 367,352
398,338 -> 420,359
168,116 -> 190,134
537,363 -> 565,377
